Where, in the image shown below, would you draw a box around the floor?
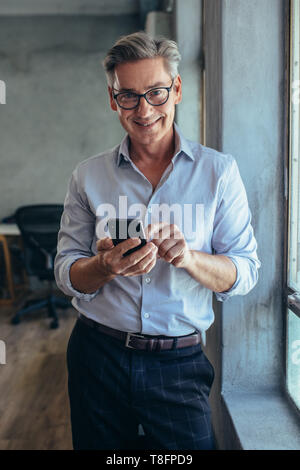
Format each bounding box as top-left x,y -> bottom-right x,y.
0,294 -> 77,450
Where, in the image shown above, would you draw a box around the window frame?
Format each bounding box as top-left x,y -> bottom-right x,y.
284,0 -> 300,416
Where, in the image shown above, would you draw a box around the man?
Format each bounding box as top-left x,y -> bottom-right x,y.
54,31 -> 260,450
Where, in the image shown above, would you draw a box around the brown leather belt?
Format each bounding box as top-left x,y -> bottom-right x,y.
78,314 -> 201,352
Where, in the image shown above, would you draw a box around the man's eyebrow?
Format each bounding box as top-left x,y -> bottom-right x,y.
146,82 -> 167,89
117,82 -> 168,92
117,87 -> 136,92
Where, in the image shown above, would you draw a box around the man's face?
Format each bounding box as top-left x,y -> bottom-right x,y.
108,57 -> 182,148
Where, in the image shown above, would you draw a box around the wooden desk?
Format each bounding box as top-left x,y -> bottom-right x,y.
0,224 -> 24,305
0,223 -> 20,236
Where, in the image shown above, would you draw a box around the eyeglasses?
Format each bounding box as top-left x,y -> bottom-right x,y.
112,79 -> 174,110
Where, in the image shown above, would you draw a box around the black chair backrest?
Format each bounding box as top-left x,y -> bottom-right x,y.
15,204 -> 64,279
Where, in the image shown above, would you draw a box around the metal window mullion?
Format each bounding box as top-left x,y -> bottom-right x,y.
289,0 -> 300,291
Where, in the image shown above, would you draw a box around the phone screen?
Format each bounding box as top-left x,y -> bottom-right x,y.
107,218 -> 147,257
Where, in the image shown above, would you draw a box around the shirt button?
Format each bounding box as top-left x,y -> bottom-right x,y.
144,313 -> 150,319
148,207 -> 152,213
145,277 -> 151,284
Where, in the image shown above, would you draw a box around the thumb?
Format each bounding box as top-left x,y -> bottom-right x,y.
96,237 -> 114,252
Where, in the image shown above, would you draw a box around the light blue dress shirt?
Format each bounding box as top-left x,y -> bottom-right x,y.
54,123 -> 260,338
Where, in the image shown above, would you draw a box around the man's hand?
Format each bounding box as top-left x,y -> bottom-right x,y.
96,237 -> 158,277
145,222 -> 237,292
145,222 -> 192,269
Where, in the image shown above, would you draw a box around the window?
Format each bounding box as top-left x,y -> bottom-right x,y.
287,0 -> 300,411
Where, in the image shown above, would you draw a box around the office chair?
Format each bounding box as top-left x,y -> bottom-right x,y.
11,204 -> 70,329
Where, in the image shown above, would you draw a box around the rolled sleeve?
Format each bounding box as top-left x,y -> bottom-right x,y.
212,157 -> 261,301
54,167 -> 100,302
55,254 -> 100,301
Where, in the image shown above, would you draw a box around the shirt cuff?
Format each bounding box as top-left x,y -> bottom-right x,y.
62,256 -> 100,302
214,256 -> 241,302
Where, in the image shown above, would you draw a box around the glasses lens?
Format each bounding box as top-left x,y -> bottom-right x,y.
146,88 -> 169,105
117,92 -> 139,109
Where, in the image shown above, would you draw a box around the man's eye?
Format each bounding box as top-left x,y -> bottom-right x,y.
148,89 -> 162,97
122,92 -> 136,100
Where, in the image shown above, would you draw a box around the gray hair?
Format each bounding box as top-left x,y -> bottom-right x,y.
103,31 -> 181,87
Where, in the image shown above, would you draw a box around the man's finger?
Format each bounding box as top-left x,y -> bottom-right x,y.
117,237 -> 142,256
123,255 -> 157,277
122,246 -> 157,276
119,242 -> 157,271
96,237 -> 114,251
145,222 -> 169,240
148,224 -> 179,243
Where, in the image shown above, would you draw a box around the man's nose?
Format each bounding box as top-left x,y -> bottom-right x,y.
136,95 -> 154,116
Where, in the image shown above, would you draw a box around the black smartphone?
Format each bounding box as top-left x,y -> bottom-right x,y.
106,218 -> 147,257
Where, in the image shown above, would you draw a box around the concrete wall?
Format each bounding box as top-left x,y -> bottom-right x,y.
0,0 -> 140,15
174,0 -> 202,143
204,0 -> 287,449
221,0 -> 284,391
0,15 -> 140,220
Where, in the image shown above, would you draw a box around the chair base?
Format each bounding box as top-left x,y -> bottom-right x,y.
11,295 -> 71,329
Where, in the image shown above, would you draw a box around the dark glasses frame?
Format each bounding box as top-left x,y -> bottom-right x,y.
112,79 -> 174,110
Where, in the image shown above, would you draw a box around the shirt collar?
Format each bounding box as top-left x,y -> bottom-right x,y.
173,122 -> 195,162
116,122 -> 194,167
116,134 -> 131,167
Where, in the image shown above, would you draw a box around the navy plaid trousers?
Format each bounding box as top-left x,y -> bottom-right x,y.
66,317 -> 215,450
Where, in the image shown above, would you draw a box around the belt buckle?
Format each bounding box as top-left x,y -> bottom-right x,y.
125,332 -> 144,349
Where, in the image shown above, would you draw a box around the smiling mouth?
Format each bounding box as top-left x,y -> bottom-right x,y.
133,117 -> 162,128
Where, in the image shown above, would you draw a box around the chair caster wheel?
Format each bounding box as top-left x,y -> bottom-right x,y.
50,320 -> 59,329
11,315 -> 20,325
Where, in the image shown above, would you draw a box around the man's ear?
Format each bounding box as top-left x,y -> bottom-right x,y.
173,75 -> 182,105
108,86 -> 117,112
